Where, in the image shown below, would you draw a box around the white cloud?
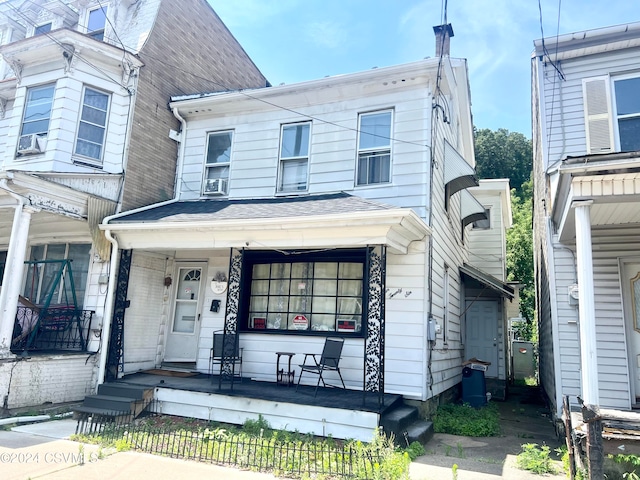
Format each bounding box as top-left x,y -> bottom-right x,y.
305,21 -> 348,50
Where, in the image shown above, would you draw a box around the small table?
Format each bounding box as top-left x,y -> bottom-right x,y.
276,352 -> 295,386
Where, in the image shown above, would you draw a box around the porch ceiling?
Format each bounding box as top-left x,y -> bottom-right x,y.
556,172 -> 640,242
103,193 -> 431,254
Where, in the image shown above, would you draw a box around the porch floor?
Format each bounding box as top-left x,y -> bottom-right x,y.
116,371 -> 401,415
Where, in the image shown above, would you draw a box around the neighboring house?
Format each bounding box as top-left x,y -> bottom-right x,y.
466,178 -> 515,398
0,0 -> 266,409
532,21 -> 640,424
100,26 -> 514,440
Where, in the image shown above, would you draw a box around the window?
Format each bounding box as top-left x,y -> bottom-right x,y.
357,110 -> 392,185
87,6 -> 107,41
278,122 -> 310,192
34,23 -> 52,35
242,249 -> 366,335
0,250 -> 6,287
472,208 -> 491,229
23,244 -> 91,308
74,87 -> 109,163
20,84 -> 55,138
203,131 -> 233,195
614,76 -> 640,152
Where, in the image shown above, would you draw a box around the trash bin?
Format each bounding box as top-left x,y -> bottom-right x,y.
462,366 -> 487,407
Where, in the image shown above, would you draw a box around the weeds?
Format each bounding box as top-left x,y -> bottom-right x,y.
433,403 -> 500,437
516,443 -> 558,474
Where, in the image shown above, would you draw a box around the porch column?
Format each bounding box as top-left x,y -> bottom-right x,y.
0,204 -> 36,357
573,200 -> 599,405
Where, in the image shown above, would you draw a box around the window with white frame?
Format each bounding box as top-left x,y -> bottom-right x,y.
74,87 -> 110,164
203,131 -> 232,195
18,84 -> 55,155
356,110 -> 392,186
614,76 -> 640,152
278,122 -> 310,192
23,244 -> 91,308
87,5 -> 107,41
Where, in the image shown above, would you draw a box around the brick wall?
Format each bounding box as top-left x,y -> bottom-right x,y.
121,0 -> 267,210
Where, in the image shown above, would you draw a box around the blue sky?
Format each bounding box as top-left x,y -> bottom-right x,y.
207,0 -> 639,137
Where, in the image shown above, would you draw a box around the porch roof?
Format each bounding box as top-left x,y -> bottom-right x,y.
460,263 -> 515,299
103,192 -> 431,254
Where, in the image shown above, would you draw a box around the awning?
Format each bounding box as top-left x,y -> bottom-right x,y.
444,140 -> 478,202
460,189 -> 487,229
103,192 -> 431,255
460,263 -> 515,299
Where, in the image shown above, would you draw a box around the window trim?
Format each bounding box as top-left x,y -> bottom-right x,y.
17,83 -> 56,156
202,130 -> 234,196
34,22 -> 53,36
355,109 -> 393,187
73,85 -> 111,167
472,208 -> 491,230
239,249 -> 368,337
85,4 -> 108,41
277,121 -> 311,194
611,73 -> 640,153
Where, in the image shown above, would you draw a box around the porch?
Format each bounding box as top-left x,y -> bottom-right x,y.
106,370 -> 404,442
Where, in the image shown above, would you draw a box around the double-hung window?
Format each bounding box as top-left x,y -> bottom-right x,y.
87,6 -> 107,41
203,131 -> 232,195
75,87 -> 110,164
34,23 -> 52,35
278,122 -> 310,192
243,249 -> 365,335
18,84 -> 55,155
614,76 -> 640,152
356,110 -> 392,186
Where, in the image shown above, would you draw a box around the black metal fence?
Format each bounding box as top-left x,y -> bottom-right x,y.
77,413 -> 385,479
12,306 -> 94,353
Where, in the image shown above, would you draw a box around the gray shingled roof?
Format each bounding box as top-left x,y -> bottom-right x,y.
109,192 -> 395,224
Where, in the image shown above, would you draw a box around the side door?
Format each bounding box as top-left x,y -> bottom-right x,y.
465,299 -> 499,378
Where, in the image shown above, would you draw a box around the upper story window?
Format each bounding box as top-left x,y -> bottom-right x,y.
278,122 -> 310,193
18,84 -> 55,155
614,76 -> 640,152
34,23 -> 52,35
74,86 -> 110,164
356,110 -> 392,186
87,5 -> 107,41
203,131 -> 232,195
472,208 -> 491,229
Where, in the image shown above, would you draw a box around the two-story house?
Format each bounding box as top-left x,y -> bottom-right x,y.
0,0 -> 267,410
100,26 -> 515,440
533,21 -> 640,427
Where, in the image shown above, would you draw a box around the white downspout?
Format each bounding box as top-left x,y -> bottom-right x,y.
171,106 -> 187,196
96,227 -> 120,385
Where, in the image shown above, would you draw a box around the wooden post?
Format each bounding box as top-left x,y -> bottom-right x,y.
580,398 -> 604,480
563,395 -> 576,480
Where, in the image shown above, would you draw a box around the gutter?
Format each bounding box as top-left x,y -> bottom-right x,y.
171,107 -> 187,196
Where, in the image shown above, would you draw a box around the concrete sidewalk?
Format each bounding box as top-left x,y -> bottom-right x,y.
0,419 -> 277,480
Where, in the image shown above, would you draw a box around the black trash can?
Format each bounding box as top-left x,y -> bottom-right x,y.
461,366 -> 487,407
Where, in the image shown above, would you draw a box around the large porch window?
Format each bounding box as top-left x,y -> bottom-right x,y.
241,249 -> 366,335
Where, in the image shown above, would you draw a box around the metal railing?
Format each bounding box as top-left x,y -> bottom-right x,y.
77,412 -> 385,479
12,306 -> 94,353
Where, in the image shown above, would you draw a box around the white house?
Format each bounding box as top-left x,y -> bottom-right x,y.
99,26 -> 515,439
532,21 -> 640,425
0,0 -> 267,410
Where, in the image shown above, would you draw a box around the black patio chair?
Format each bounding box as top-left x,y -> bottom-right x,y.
296,337 -> 346,396
210,330 -> 242,389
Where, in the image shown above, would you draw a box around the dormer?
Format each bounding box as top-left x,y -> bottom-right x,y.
24,1 -> 78,38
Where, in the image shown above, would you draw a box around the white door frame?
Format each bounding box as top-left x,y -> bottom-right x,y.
620,258 -> 640,407
164,262 -> 206,362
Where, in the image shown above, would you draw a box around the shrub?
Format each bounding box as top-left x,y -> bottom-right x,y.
516,443 -> 557,474
432,403 -> 500,437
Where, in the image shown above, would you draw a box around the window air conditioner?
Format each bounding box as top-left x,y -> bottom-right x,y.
17,134 -> 46,155
204,178 -> 227,195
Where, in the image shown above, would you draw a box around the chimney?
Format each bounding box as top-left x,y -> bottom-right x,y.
433,24 -> 454,57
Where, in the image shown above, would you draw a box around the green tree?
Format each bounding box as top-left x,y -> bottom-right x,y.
473,128 -> 535,340
474,128 -> 532,195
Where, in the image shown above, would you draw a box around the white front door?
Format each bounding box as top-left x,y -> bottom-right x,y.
165,264 -> 204,362
465,299 -> 499,378
622,262 -> 640,404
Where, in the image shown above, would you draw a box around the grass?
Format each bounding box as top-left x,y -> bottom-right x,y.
516,443 -> 558,474
432,402 -> 500,437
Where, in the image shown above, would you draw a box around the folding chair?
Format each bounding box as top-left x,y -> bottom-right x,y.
296,337 -> 346,396
210,330 -> 242,389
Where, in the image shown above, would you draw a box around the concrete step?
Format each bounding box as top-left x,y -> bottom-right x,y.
379,405 -> 419,436
97,383 -> 149,400
82,394 -> 137,412
406,420 -> 434,445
